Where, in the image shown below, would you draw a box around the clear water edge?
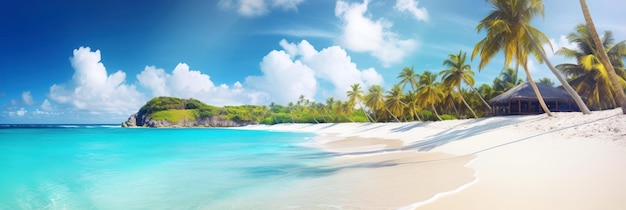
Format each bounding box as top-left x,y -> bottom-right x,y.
0,125 -> 331,209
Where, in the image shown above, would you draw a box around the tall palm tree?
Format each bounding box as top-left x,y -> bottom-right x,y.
473,0 -> 591,116
441,50 -> 483,118
398,66 -> 419,91
417,71 -> 444,120
365,85 -> 386,121
403,91 -> 422,121
578,0 -> 626,114
307,100 -> 320,124
347,83 -> 373,122
397,67 -> 422,121
384,84 -> 404,122
325,97 -> 336,122
556,24 -> 626,110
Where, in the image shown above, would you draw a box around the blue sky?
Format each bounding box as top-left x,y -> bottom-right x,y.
1,0 -> 624,123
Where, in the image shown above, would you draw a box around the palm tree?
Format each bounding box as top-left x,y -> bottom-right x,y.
478,84 -> 497,100
307,100 -> 320,123
398,66 -> 419,91
473,0 -> 591,116
403,91 -> 422,121
578,0 -> 626,114
556,24 -> 626,110
384,84 -> 404,122
417,71 -> 444,120
287,102 -> 296,123
325,97 -> 336,122
441,50 -> 483,118
397,67 -> 422,121
365,85 -> 386,121
347,83 -> 373,122
538,77 -> 554,87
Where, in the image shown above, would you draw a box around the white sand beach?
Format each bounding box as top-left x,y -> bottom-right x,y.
241,108 -> 626,209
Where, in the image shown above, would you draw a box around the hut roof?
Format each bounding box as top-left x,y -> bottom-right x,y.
488,82 -> 575,105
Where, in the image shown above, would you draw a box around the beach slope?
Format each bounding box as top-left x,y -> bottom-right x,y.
242,108 -> 626,209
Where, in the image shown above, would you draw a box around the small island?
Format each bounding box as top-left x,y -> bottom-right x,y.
122,96 -> 370,128
122,97 -> 256,127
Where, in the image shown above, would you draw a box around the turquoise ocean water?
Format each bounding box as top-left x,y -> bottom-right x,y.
0,125 -> 328,209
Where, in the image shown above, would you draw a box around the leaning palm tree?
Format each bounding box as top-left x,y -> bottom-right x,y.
578,0 -> 626,114
473,0 -> 591,116
417,71 -> 444,121
365,85 -> 386,121
556,24 -> 626,110
441,50 -> 482,118
403,91 -> 422,121
384,84 -> 404,122
398,66 -> 419,91
347,83 -> 373,122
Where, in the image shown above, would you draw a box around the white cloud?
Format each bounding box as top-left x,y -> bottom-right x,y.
218,0 -> 304,17
22,91 -> 35,106
41,99 -> 53,111
245,50 -> 317,104
137,63 -> 263,106
48,47 -> 144,116
247,39 -> 383,103
9,108 -> 27,117
394,0 -> 429,22
278,39 -> 384,100
335,0 -> 417,67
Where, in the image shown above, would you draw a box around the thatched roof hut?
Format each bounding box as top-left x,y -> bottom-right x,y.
488,82 -> 579,115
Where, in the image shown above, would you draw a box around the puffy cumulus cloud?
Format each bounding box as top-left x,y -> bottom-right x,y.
245,50 -> 316,104
394,0 -> 428,22
246,39 -> 383,103
48,47 -> 144,116
218,0 -> 304,17
22,91 -> 35,106
335,0 -> 417,67
137,63 -> 263,106
278,39 -> 383,99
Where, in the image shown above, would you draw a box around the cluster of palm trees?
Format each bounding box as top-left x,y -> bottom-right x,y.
343,51 -> 489,122
274,0 -> 626,124
471,0 -> 625,115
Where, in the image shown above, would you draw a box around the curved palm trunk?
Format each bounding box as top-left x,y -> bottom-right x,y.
359,104 -> 373,122
458,87 -> 478,118
524,26 -> 592,115
385,107 -> 401,122
450,100 -> 459,116
414,109 -> 422,121
431,104 -> 443,121
463,77 -> 492,110
523,61 -> 553,117
580,0 -> 626,114
311,113 -> 320,124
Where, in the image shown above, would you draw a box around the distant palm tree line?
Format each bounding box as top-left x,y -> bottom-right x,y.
266,0 -> 625,123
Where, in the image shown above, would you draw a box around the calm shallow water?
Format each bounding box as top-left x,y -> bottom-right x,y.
0,125 -> 329,209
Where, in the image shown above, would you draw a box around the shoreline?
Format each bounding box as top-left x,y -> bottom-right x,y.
239,108 -> 626,209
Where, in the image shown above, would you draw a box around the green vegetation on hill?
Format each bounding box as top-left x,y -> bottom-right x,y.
150,109 -> 197,123
135,96 -> 371,125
